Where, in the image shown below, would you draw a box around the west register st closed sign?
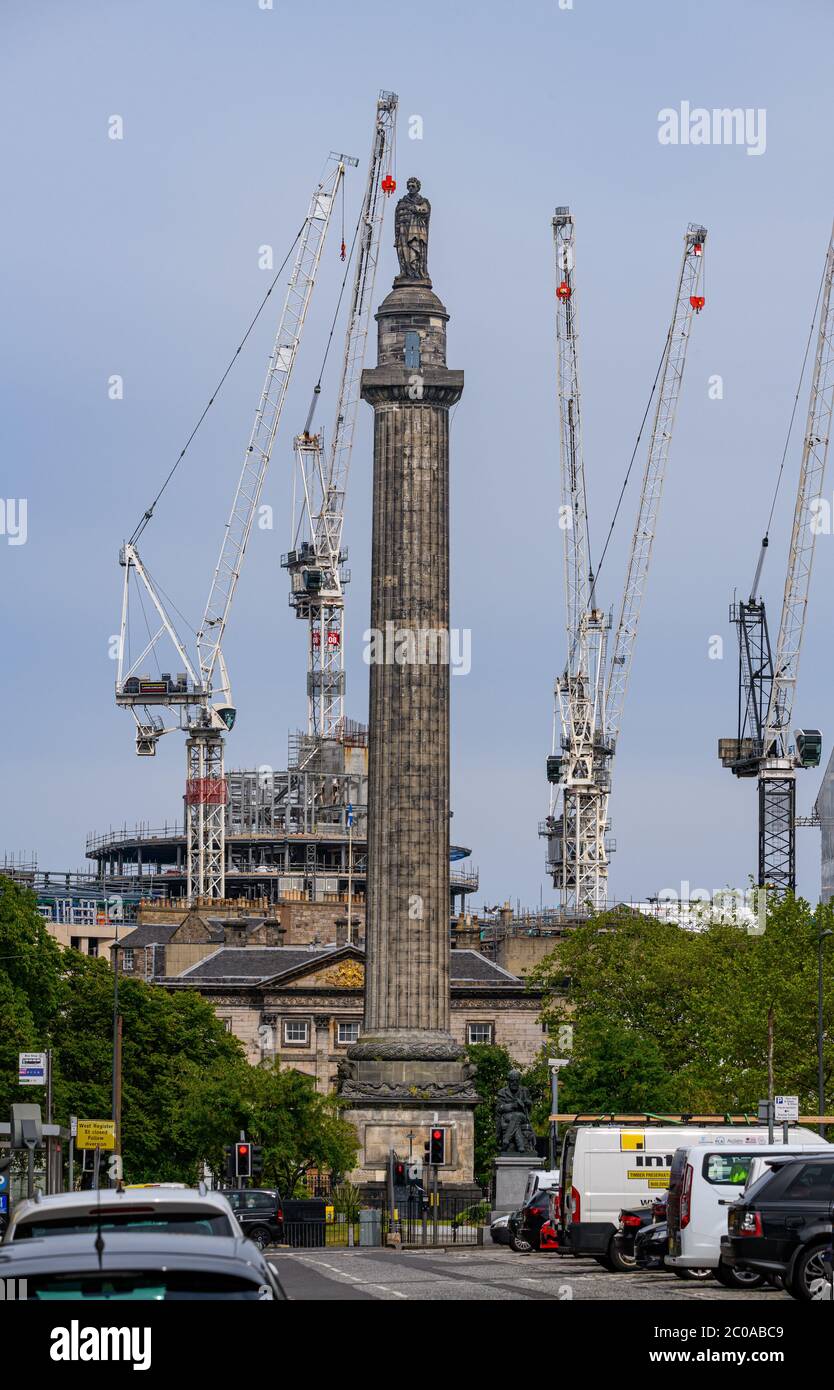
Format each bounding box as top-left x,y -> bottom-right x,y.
75,1119 -> 116,1151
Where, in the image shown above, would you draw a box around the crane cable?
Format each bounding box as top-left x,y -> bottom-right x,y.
591,327 -> 672,591
128,217 -> 310,547
761,253 -> 828,543
301,196 -> 364,437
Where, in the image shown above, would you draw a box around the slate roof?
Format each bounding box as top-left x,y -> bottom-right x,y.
169,945 -> 522,988
112,922 -> 178,950
177,945 -> 341,983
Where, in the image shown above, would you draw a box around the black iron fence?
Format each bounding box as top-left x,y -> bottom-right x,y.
280,1193 -> 489,1250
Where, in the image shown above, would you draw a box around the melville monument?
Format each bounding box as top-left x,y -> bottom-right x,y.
338,179 -> 478,1184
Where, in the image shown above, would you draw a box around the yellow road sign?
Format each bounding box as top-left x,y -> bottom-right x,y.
76,1119 -> 116,1151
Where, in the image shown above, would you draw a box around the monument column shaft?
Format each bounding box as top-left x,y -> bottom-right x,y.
364,401 -> 451,1034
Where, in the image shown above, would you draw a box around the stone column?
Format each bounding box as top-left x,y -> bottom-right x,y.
338,184 -> 477,1185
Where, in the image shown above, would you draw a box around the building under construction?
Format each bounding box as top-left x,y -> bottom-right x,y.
83,724 -> 477,920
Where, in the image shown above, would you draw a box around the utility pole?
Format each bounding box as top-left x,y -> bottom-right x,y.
819,930 -> 832,1137
767,1006 -> 775,1144
112,919 -> 121,1167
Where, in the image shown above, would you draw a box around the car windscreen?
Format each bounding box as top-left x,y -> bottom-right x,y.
701,1153 -> 756,1186
14,1210 -> 232,1240
28,1271 -> 273,1300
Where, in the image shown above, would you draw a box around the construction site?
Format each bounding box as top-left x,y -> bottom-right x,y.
4,92 -> 834,967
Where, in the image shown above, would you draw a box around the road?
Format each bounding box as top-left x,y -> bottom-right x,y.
269,1246 -> 792,1302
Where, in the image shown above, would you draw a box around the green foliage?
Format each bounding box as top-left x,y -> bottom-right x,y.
332,1181 -> 362,1220
466,1043 -> 513,1186
0,876 -> 360,1187
529,897 -> 834,1116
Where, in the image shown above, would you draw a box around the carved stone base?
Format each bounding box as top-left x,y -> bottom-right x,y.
339,1099 -> 476,1186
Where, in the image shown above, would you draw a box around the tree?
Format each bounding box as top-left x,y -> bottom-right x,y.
466,1043 -> 513,1187
529,897 -> 834,1117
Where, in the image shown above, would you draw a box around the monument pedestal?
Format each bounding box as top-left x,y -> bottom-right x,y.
339,1035 -> 478,1184
493,1153 -> 543,1218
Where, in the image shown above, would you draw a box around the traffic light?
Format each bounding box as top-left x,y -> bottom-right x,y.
236,1142 -> 252,1179
222,1144 -> 234,1181
393,1159 -> 406,1184
429,1128 -> 446,1166
251,1144 -> 264,1180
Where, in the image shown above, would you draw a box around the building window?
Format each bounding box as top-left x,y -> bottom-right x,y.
122,949 -> 134,972
467,1022 -> 494,1045
87,940 -> 99,958
283,1020 -> 310,1046
336,1021 -> 360,1046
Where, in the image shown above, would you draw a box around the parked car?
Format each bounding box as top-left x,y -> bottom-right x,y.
3,1188 -> 242,1244
0,1231 -> 286,1300
509,1187 -> 557,1253
616,1194 -> 667,1267
490,1213 -> 512,1245
225,1189 -> 284,1250
722,1153 -> 834,1301
666,1135 -> 828,1288
635,1220 -> 668,1270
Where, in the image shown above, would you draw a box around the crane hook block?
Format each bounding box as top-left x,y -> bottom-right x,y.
381,174 -> 396,196
340,240 -> 346,261
690,295 -> 705,313
556,281 -> 571,301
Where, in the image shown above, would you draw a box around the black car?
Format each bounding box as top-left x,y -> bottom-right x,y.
635,1220 -> 668,1270
509,1188 -> 556,1253
226,1189 -> 284,1250
617,1195 -> 667,1264
722,1153 -> 834,1301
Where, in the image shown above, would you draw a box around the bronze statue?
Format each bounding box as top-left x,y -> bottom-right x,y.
395,177 -> 431,280
495,1069 -> 538,1154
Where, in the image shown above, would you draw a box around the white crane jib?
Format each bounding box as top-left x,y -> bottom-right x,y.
285,92 -> 398,739
764,219 -> 834,758
544,215 -> 707,913
116,156 -> 347,900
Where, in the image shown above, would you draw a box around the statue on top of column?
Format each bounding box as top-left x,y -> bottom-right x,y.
395,177 -> 431,281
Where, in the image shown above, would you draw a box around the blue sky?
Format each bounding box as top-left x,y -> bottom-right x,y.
2,0 -> 833,908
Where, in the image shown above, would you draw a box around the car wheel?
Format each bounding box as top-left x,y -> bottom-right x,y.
605,1237 -> 637,1273
248,1226 -> 272,1251
714,1259 -> 765,1290
672,1266 -> 712,1280
510,1233 -> 534,1253
790,1244 -> 832,1302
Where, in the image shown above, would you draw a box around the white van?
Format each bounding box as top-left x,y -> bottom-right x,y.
666,1133 -> 829,1287
522,1169 -> 559,1206
559,1124 -> 814,1272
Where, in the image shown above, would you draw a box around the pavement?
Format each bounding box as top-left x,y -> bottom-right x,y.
269,1245 -> 792,1302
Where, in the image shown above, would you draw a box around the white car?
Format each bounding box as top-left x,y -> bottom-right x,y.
3,1186 -> 243,1244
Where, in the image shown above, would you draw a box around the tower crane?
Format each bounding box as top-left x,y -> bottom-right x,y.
543,211 -> 707,911
283,91 -> 398,738
115,156 -> 348,901
719,218 -> 834,892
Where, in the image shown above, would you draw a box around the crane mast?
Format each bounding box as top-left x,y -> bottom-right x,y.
544,217 -> 707,911
545,209 -> 610,908
285,92 -> 398,738
720,218 -> 834,891
116,157 -> 346,901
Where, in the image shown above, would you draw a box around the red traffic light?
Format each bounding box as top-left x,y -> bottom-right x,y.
238,1144 -> 248,1153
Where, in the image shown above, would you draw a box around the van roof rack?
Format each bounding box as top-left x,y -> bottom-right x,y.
551,1113 -> 831,1126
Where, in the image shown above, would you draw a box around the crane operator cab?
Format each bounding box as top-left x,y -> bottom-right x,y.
795,728 -> 822,768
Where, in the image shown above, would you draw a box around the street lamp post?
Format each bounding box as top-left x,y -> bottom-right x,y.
817,929 -> 832,1138
548,1058 -> 570,1171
